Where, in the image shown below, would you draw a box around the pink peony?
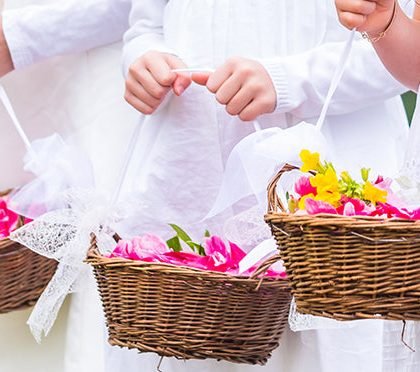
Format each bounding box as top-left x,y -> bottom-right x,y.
204,236 -> 243,272
294,176 -> 317,197
0,198 -> 19,239
304,198 -> 337,215
110,234 -> 168,260
109,233 -> 287,277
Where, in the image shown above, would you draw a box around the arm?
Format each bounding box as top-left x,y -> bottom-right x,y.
122,0 -> 174,74
0,17 -> 13,77
2,0 -> 130,72
335,0 -> 420,90
260,36 -> 407,119
373,3 -> 420,90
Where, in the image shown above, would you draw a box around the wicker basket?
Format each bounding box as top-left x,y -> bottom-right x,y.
265,164 -> 420,321
86,236 -> 291,365
0,191 -> 57,314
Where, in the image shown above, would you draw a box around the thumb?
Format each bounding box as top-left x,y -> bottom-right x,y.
165,55 -> 192,96
191,72 -> 211,86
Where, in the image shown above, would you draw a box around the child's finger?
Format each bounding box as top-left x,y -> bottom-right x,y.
124,91 -> 156,115
191,72 -> 210,86
224,86 -> 253,116
173,74 -> 192,96
238,97 -> 274,122
166,56 -> 192,95
206,63 -> 233,94
131,67 -> 170,100
147,54 -> 177,87
336,0 -> 377,15
214,75 -> 242,105
125,76 -> 161,108
339,11 -> 368,30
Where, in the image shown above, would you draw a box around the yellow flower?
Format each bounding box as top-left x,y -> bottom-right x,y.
298,193 -> 316,210
315,191 -> 341,207
300,149 -> 321,173
363,182 -> 388,205
310,167 -> 339,193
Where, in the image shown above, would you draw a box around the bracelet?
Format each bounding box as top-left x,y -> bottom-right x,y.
360,0 -> 397,43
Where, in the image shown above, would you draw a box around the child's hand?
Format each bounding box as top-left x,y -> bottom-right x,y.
335,0 -> 395,34
192,57 -> 276,122
125,51 -> 191,114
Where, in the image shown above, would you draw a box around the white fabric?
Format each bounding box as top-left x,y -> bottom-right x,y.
121,1 -> 418,372
1,0 -> 418,372
1,2 -> 137,372
3,0 -> 130,70
398,93 -> 420,205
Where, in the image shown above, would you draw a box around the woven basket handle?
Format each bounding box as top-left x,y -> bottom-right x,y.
249,253 -> 282,280
267,163 -> 300,214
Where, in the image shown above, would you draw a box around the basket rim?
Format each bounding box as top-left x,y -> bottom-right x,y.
265,211 -> 420,229
86,248 -> 288,284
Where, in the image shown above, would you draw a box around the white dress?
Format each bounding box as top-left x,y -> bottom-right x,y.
1,0 -> 419,371
121,1 -> 418,372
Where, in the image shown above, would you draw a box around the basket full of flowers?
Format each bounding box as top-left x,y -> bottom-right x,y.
265,150 -> 420,321
86,225 -> 291,365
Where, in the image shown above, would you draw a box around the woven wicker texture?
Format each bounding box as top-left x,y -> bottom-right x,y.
265,164 -> 420,321
87,238 -> 291,365
0,191 -> 57,314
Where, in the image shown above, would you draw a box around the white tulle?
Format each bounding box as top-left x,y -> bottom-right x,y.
0,83 -> 143,343
10,190 -> 122,343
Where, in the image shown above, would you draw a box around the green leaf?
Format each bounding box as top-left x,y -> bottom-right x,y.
361,168 -> 370,182
286,191 -> 290,202
186,241 -> 206,256
204,230 -> 211,238
168,223 -> 207,256
166,236 -> 182,252
169,223 -> 193,244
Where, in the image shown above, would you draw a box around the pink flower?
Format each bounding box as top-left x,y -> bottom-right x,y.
294,176 -> 317,197
110,234 -> 168,260
204,236 -> 245,272
304,198 -> 337,215
109,233 -> 287,278
370,203 -> 413,219
144,251 -> 214,270
0,198 -> 19,239
411,207 -> 420,220
337,196 -> 373,216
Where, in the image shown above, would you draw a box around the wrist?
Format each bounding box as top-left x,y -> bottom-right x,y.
363,1 -> 397,43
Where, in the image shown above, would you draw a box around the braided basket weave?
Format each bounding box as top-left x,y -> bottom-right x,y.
265,164 -> 420,321
87,236 -> 291,365
0,192 -> 57,314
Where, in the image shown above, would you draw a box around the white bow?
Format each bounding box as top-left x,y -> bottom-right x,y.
10,189 -> 120,342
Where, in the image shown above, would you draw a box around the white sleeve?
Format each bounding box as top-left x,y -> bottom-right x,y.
122,0 -> 175,75
2,0 -> 130,70
261,38 -> 407,119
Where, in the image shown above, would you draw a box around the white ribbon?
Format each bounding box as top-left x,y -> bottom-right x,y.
10,191 -> 119,342
220,30 -> 357,331
0,84 -> 143,342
